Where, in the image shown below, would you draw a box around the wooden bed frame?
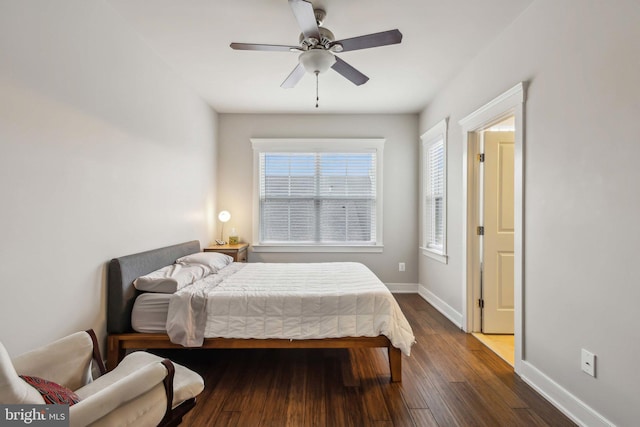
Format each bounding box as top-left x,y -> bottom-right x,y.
107,241 -> 402,382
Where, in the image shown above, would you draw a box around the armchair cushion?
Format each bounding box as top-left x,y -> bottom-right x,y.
19,375 -> 80,405
12,331 -> 94,391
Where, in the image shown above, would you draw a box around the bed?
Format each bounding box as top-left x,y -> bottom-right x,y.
107,241 -> 414,382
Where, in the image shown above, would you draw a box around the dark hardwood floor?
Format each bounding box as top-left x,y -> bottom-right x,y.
157,294 -> 575,426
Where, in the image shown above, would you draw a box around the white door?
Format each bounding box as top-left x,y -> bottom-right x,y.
482,131 -> 514,333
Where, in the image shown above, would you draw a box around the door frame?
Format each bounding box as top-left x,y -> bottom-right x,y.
459,82 -> 526,374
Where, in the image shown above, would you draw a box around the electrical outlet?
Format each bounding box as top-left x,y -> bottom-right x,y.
581,349 -> 596,377
398,262 -> 405,272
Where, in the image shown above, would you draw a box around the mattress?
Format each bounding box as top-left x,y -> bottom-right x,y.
166,262 -> 415,355
131,293 -> 172,333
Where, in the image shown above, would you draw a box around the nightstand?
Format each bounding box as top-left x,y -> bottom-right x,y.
203,242 -> 249,262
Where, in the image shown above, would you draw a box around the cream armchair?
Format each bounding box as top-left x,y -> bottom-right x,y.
0,330 -> 204,427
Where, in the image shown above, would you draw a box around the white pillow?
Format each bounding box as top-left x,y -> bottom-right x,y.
133,263 -> 208,293
176,251 -> 233,273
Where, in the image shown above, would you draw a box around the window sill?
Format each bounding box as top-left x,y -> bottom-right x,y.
421,247 -> 448,264
253,244 -> 384,253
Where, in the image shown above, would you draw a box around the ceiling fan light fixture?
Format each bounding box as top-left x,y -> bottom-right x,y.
299,49 -> 335,74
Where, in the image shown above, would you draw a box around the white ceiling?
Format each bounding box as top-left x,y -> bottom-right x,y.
107,0 -> 533,114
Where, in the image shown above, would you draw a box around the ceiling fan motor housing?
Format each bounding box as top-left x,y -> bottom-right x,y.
299,27 -> 335,49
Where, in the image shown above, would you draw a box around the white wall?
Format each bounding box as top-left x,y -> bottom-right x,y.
218,114 -> 419,284
419,0 -> 640,425
0,1 -> 218,355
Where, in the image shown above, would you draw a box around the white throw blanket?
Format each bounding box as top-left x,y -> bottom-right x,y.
166,262 -> 415,355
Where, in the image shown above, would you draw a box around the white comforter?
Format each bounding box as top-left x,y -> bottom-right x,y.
166,262 -> 415,355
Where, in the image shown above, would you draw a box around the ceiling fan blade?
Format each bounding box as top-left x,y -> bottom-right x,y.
281,63 -> 306,88
288,0 -> 320,41
230,43 -> 300,52
331,29 -> 402,52
331,57 -> 369,86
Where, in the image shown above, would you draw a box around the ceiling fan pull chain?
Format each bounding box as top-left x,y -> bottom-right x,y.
315,71 -> 319,108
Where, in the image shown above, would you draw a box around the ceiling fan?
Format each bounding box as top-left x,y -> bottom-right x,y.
230,0 -> 402,101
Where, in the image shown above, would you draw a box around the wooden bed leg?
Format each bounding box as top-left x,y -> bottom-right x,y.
107,335 -> 125,371
388,346 -> 402,382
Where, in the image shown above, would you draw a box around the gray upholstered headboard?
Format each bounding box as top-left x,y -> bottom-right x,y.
107,240 -> 201,334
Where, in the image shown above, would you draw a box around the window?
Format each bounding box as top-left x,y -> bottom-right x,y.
251,139 -> 384,252
421,119 -> 448,263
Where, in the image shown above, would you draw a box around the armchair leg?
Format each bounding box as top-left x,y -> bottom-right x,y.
157,398 -> 196,427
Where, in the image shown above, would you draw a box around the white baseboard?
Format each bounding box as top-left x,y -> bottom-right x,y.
417,285 -> 463,328
385,283 -> 419,293
520,362 -> 615,427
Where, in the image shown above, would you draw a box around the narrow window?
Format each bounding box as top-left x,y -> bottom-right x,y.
421,119 -> 448,263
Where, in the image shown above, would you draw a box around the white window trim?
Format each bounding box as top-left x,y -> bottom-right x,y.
251,138 -> 385,253
420,119 -> 448,264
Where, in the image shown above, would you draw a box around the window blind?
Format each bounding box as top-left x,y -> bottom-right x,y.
425,139 -> 444,250
259,152 -> 376,245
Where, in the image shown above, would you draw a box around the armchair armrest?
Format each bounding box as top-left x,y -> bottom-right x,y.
71,360 -> 170,427
160,359 -> 174,424
12,331 -> 94,391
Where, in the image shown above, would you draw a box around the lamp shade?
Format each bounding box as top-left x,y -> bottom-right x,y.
299,49 -> 336,74
218,210 -> 231,223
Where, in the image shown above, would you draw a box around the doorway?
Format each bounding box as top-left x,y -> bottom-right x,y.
459,83 -> 525,373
